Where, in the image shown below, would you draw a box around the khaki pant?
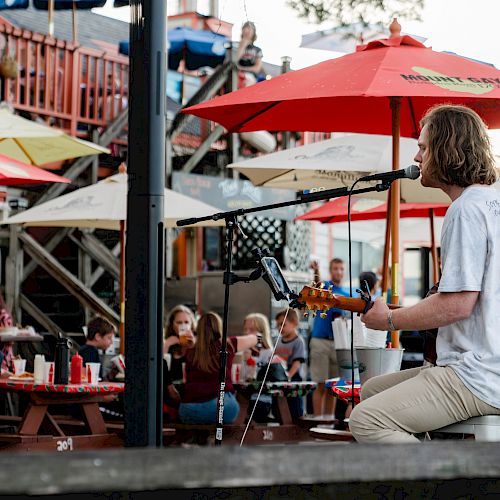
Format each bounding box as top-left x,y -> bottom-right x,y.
349,365 -> 500,443
309,337 -> 338,382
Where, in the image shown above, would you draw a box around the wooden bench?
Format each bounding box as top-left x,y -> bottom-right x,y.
297,415 -> 338,429
163,421 -> 316,446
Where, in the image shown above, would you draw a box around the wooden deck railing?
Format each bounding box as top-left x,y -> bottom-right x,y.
0,24 -> 129,138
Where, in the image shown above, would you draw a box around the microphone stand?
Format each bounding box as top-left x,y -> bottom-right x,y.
177,182 -> 391,445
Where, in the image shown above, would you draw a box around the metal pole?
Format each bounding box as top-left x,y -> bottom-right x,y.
390,96 -> 401,348
215,217 -> 235,445
124,0 -> 167,448
281,56 -> 291,149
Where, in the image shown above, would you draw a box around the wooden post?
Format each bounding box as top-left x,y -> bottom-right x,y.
390,96 -> 402,348
78,242 -> 92,324
5,225 -> 23,324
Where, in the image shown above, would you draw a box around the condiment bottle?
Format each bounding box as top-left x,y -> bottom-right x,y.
34,354 -> 45,384
70,353 -> 83,384
54,332 -> 71,384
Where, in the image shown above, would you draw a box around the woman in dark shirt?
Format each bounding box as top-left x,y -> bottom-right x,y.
163,305 -> 196,382
236,21 -> 263,85
179,312 -> 258,424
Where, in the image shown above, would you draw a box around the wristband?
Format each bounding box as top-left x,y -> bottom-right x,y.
387,310 -> 397,331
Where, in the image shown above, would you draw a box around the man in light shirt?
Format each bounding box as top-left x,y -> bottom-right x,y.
350,104 -> 500,443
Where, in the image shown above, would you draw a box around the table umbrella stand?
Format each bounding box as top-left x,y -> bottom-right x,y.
178,181 -> 391,445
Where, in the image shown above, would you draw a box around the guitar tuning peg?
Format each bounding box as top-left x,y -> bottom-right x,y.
328,285 -> 333,291
311,311 -> 317,318
310,281 -> 316,287
319,282 -> 325,289
320,312 -> 327,319
303,311 -> 309,319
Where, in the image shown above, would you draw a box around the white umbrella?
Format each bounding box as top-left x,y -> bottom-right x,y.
5,172 -> 223,352
300,24 -> 426,53
300,24 -> 387,53
229,133 -> 449,203
0,109 -> 110,166
4,172 -> 223,228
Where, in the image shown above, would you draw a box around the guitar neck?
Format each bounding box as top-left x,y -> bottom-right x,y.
297,285 -> 402,315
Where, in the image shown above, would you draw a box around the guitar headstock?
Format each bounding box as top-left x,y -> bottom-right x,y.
297,285 -> 367,317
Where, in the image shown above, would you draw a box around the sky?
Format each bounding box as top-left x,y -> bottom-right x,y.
94,0 -> 500,70
93,0 -> 500,148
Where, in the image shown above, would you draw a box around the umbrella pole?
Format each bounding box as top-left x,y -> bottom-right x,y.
72,1 -> 78,44
119,220 -> 126,355
390,97 -> 402,348
381,188 -> 392,301
429,208 -> 439,284
48,0 -> 55,37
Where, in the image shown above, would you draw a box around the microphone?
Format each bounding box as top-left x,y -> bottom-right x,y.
359,165 -> 421,183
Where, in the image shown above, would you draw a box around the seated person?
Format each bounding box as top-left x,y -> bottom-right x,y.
179,312 -> 258,425
163,305 -> 196,382
242,313 -> 275,422
0,351 -> 11,379
275,309 -> 306,419
79,316 -> 115,379
236,21 -> 263,86
163,359 -> 181,423
359,270 -> 380,298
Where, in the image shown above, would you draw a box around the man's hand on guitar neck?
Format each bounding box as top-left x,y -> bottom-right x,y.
361,298 -> 392,331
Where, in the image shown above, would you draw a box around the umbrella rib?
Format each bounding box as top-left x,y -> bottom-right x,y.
14,139 -> 38,166
234,101 -> 283,131
254,169 -> 296,186
407,97 -> 419,138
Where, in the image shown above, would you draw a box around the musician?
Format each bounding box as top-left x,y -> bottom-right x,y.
349,104 -> 500,443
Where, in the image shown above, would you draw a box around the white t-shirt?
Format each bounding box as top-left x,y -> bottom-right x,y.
437,185 -> 500,408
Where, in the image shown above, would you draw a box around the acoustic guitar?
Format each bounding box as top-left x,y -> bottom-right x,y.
297,284 -> 438,365
296,285 -> 399,317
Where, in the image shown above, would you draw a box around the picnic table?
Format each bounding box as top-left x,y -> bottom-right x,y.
230,381 -> 318,445
0,379 -> 124,452
325,378 -> 361,404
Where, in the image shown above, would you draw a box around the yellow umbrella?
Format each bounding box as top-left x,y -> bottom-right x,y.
0,109 -> 110,166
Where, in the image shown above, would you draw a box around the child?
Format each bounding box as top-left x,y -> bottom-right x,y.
79,316 -> 115,378
243,313 -> 275,423
274,309 -> 306,419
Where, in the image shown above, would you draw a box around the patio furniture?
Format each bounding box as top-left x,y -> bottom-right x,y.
432,415 -> 500,442
0,379 -> 124,451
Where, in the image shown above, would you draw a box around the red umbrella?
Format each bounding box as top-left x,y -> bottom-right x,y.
298,197 -> 449,283
185,30 -> 500,135
184,20 -> 500,347
0,154 -> 70,185
297,198 -> 448,223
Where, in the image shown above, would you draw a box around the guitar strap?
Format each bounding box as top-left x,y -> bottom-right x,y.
419,282 -> 439,365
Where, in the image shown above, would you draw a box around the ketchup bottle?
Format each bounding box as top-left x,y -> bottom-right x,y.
70,353 -> 83,384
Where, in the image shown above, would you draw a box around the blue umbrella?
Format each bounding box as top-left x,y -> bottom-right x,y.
33,0 -> 106,8
32,0 -> 106,40
119,27 -> 227,71
0,0 -> 28,8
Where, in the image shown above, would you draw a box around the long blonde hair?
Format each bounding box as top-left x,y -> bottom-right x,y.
192,312 -> 223,373
244,313 -> 272,349
420,104 -> 498,187
165,304 -> 196,339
